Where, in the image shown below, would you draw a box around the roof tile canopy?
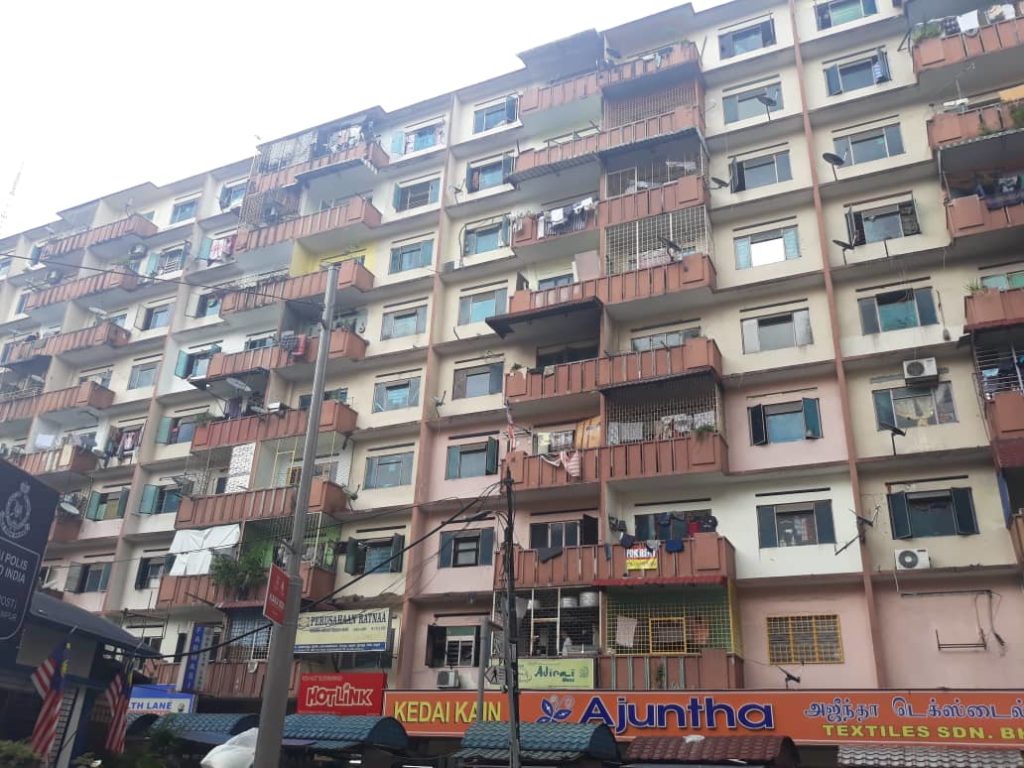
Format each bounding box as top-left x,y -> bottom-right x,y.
838,745 -> 1024,768
625,735 -> 798,765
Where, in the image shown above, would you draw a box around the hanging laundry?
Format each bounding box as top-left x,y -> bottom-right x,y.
940,16 -> 961,36
615,616 -> 638,648
561,450 -> 581,478
956,9 -> 981,32
619,532 -> 636,548
664,538 -> 685,553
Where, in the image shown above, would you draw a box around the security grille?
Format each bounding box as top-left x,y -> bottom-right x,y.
973,329 -> 1024,397
603,80 -> 699,128
493,588 -> 601,659
604,206 -> 710,277
604,374 -> 721,445
606,586 -> 736,656
767,614 -> 843,664
606,152 -> 705,198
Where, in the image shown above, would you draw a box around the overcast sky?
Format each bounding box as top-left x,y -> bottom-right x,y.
0,0 -> 730,236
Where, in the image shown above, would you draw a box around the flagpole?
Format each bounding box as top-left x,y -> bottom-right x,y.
51,643 -> 77,767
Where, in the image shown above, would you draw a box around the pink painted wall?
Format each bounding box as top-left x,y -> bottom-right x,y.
426,423 -> 506,503
738,583 -> 877,689
414,506 -> 499,597
876,574 -> 1024,689
725,375 -> 848,473
406,599 -> 491,691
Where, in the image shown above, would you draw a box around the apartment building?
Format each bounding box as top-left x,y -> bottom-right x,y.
3,0 -> 1024,738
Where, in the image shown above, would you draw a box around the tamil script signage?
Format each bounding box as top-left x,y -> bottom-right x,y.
488,659 -> 594,690
384,689 -> 1024,748
294,608 -> 390,654
297,672 -> 386,716
0,461 -> 58,641
129,685 -> 195,715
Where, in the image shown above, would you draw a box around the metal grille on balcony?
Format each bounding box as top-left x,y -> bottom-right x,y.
225,610 -> 271,661
973,330 -> 1024,397
604,373 -> 720,445
603,80 -> 699,128
259,131 -> 319,174
239,187 -> 302,229
606,585 -> 738,656
605,152 -> 705,198
604,206 -> 710,277
242,512 -> 339,571
492,587 -> 602,660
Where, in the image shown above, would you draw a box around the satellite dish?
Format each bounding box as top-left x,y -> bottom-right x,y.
58,501 -> 81,517
225,377 -> 252,393
87,307 -> 108,318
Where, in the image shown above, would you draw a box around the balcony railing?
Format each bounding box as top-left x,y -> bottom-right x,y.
10,445 -> 99,477
946,192 -> 1024,239
191,400 -> 358,452
220,260 -> 374,316
512,105 -> 704,182
912,16 -> 1024,74
928,101 -> 1024,149
205,345 -> 298,379
598,175 -> 706,228
520,72 -> 601,118
511,198 -> 598,252
965,287 -> 1024,331
506,338 -> 721,404
25,270 -> 140,312
251,140 -> 390,195
4,322 -> 131,366
984,391 -> 1024,469
152,659 -> 307,699
234,196 -> 382,254
596,648 -> 743,691
156,561 -> 335,609
41,214 -> 158,259
505,433 -> 727,489
597,41 -> 701,90
175,478 -> 350,529
502,532 -> 734,589
0,382 -> 114,423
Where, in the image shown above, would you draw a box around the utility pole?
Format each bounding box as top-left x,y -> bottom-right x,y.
254,264 -> 339,767
476,618 -> 493,722
502,467 -> 522,768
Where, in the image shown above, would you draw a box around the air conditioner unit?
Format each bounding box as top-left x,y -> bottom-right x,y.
903,357 -> 938,385
45,270 -> 63,284
264,402 -> 285,414
895,548 -> 930,571
442,261 -> 457,273
437,670 -> 461,689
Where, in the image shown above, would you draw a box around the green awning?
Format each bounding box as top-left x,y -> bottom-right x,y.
148,713 -> 259,745
458,722 -> 619,764
282,715 -> 408,753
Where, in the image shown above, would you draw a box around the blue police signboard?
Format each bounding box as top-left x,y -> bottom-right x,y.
0,460 -> 58,640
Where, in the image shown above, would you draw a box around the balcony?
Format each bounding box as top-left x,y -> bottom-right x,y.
156,561 -> 335,610
10,445 -> 99,488
503,532 -> 734,589
2,322 -> 131,368
597,41 -> 701,91
946,192 -> 1024,240
512,105 -> 704,182
492,253 -> 715,338
927,102 -> 1024,172
965,288 -> 1024,331
276,329 -> 369,381
0,382 -> 114,429
985,391 -> 1024,468
152,659 -> 307,699
597,648 -> 743,691
506,338 -> 722,414
234,197 -> 382,258
251,140 -> 390,195
175,478 -> 350,529
913,17 -> 1024,79
520,72 -> 601,120
598,175 -> 706,228
511,198 -> 599,262
219,260 -> 374,316
505,433 -> 727,490
41,214 -> 158,259
204,345 -> 297,380
25,270 -> 140,316
191,400 -> 358,453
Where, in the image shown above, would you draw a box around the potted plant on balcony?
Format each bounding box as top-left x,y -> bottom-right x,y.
210,551 -> 267,599
966,283 -> 1008,328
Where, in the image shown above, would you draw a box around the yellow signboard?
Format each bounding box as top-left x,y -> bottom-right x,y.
518,658 -> 594,689
295,608 -> 390,654
625,544 -> 658,571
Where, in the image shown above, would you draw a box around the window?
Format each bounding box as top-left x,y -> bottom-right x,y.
175,350 -> 213,379
392,123 -> 445,156
846,201 -> 920,245
630,327 -> 701,351
724,83 -> 783,123
719,19 -> 776,59
170,199 -> 199,224
750,398 -> 822,444
108,313 -> 128,329
530,516 -> 598,549
381,306 -> 427,340
980,270 -> 1024,291
67,563 -> 112,594
135,557 -> 165,590
859,288 -> 937,334
757,501 -> 835,547
128,362 -> 158,389
343,534 -> 405,575
537,274 -> 573,291
195,293 -> 221,318
156,414 -> 200,445
142,305 -> 171,330
741,309 -> 812,353
445,438 -> 499,479
438,529 -> 494,568
138,484 -> 181,515
394,178 -> 440,211
463,219 -> 510,255
767,615 -> 842,664
85,490 -> 127,521
244,335 -> 274,350
389,240 -> 433,273
635,511 -> 716,541
466,155 -> 513,192
364,452 -> 414,489
536,342 -> 598,368
825,51 -> 890,96
220,182 -> 247,211
735,226 -> 800,269
473,97 -> 519,133
426,625 -> 482,667
458,288 -> 507,325
372,378 -> 420,412
534,429 -> 575,454
816,0 -> 878,30
0,258 -> 10,279
15,293 -> 29,314
872,382 -> 956,430
155,249 -> 185,274
730,151 -> 792,192
833,125 -> 903,166
453,363 -> 503,399
888,488 -> 979,539
298,388 -> 347,410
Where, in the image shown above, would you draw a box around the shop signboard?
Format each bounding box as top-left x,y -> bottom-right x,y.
297,672 -> 386,715
294,608 -> 390,653
625,542 -> 657,571
486,659 -> 594,690
384,689 -> 1024,748
129,685 -> 196,715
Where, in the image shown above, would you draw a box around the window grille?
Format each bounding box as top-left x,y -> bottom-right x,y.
492,588 -> 601,659
606,586 -> 737,656
225,612 -> 271,661
767,614 -> 843,664
604,374 -> 721,445
606,153 -> 705,198
241,513 -> 337,571
604,206 -> 710,277
974,329 -> 1024,398
603,81 -> 699,128
239,187 -> 301,228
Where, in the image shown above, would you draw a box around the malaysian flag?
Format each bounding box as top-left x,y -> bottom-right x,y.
103,668 -> 132,754
30,640 -> 69,761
